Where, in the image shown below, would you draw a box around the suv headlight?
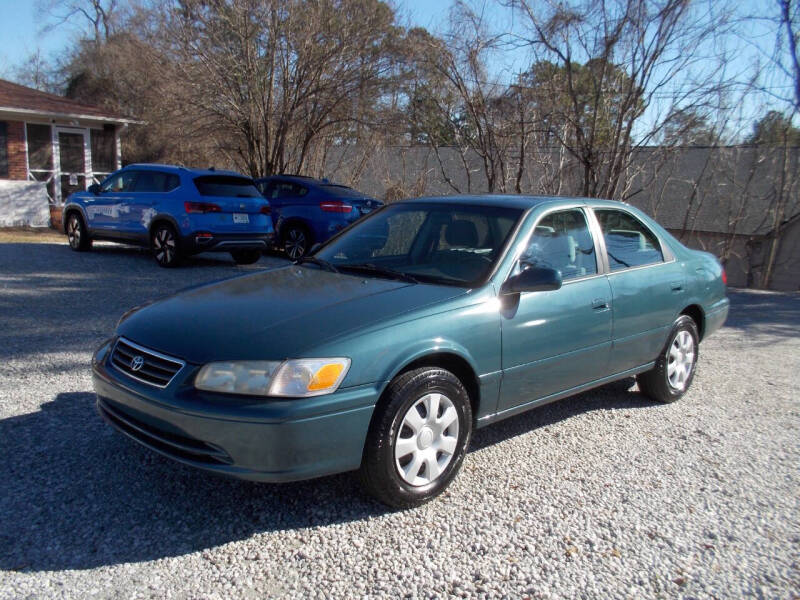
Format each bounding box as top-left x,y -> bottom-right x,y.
194,358 -> 351,398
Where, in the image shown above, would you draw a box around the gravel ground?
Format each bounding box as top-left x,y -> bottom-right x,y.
0,238 -> 798,599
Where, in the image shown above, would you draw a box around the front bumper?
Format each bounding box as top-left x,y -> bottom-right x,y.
92,341 -> 379,482
183,232 -> 274,255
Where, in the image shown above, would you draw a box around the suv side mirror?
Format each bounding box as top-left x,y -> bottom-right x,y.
88,184 -> 101,195
500,266 -> 562,295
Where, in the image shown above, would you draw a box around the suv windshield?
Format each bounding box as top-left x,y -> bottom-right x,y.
193,175 -> 261,197
314,203 -> 523,287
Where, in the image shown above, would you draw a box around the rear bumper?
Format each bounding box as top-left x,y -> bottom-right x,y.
704,297 -> 730,338
91,342 -> 378,482
183,232 -> 274,254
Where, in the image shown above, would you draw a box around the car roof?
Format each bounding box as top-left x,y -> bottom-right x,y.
399,194 -> 633,211
122,163 -> 248,178
254,174 -> 340,186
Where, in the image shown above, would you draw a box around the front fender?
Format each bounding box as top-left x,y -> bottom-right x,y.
62,201 -> 90,232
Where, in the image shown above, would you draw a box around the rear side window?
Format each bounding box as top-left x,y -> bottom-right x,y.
133,171 -> 180,193
266,181 -> 308,199
194,175 -> 261,197
522,209 -> 598,280
595,209 -> 664,271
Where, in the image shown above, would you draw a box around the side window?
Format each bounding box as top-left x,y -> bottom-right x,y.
271,182 -> 307,199
100,171 -> 136,193
133,171 -> 180,193
595,209 -> 664,271
165,174 -> 180,192
521,209 -> 598,281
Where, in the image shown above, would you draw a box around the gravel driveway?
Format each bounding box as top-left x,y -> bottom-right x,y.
1,239 -> 798,599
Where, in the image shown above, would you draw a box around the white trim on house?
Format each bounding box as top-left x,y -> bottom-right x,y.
0,106 -> 141,125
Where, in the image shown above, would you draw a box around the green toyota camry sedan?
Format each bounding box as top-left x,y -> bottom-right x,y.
92,195 -> 729,507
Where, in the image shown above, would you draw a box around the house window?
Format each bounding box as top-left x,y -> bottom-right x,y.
0,122 -> 8,177
26,123 -> 55,202
91,126 -> 116,180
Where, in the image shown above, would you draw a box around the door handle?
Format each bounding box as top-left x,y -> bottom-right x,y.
592,298 -> 609,310
670,281 -> 684,292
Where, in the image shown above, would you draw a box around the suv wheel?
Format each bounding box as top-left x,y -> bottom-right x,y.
230,249 -> 261,265
359,367 -> 473,508
282,224 -> 310,260
151,223 -> 181,268
66,213 -> 91,251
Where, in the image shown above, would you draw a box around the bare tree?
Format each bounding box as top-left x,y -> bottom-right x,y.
507,0 -> 726,200
37,0 -> 120,43
157,0 -> 400,177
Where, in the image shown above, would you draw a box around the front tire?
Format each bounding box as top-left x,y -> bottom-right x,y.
66,213 -> 91,251
230,249 -> 261,265
359,367 -> 473,508
151,223 -> 181,268
637,315 -> 699,403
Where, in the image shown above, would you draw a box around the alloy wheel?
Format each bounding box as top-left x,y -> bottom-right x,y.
153,227 -> 177,265
67,216 -> 81,249
284,228 -> 307,260
394,392 -> 460,486
667,330 -> 695,391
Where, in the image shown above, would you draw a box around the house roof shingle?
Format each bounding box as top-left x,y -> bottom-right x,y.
0,78 -> 133,122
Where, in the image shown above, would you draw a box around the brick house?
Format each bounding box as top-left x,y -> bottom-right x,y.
0,78 -> 137,227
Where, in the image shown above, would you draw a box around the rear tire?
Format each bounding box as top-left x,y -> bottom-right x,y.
66,213 -> 91,251
281,224 -> 311,260
230,249 -> 261,265
151,223 -> 181,268
359,367 -> 472,509
637,315 -> 699,403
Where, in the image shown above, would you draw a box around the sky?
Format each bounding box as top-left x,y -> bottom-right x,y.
0,0 -> 794,136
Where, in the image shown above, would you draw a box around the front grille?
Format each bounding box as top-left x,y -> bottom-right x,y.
97,398 -> 232,465
111,337 -> 184,388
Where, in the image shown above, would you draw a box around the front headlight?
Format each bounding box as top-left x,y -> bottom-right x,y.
194,358 -> 351,398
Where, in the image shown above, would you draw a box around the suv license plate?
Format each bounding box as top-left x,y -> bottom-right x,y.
233,213 -> 249,224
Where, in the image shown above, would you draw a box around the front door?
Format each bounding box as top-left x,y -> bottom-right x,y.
498,208 -> 613,412
56,129 -> 89,202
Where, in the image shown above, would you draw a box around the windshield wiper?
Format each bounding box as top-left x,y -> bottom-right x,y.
339,263 -> 419,284
296,256 -> 339,273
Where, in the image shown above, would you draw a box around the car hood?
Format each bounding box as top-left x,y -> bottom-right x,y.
117,265 -> 466,363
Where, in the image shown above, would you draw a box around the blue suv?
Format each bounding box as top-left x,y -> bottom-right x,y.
254,175 -> 382,259
63,164 -> 274,267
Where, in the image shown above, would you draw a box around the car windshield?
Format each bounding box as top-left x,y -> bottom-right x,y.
314,203 -> 523,287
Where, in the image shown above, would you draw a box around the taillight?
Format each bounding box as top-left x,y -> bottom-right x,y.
185,201 -> 221,213
319,200 -> 352,213
260,204 -> 271,215
721,268 -> 727,285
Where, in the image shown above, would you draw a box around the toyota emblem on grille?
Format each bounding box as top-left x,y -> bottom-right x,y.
130,356 -> 145,372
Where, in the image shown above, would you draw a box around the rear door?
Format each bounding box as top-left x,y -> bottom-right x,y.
592,208 -> 686,374
120,170 -> 180,237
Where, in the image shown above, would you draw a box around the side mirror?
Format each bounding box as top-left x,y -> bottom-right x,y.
88,184 -> 101,195
500,266 -> 562,295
